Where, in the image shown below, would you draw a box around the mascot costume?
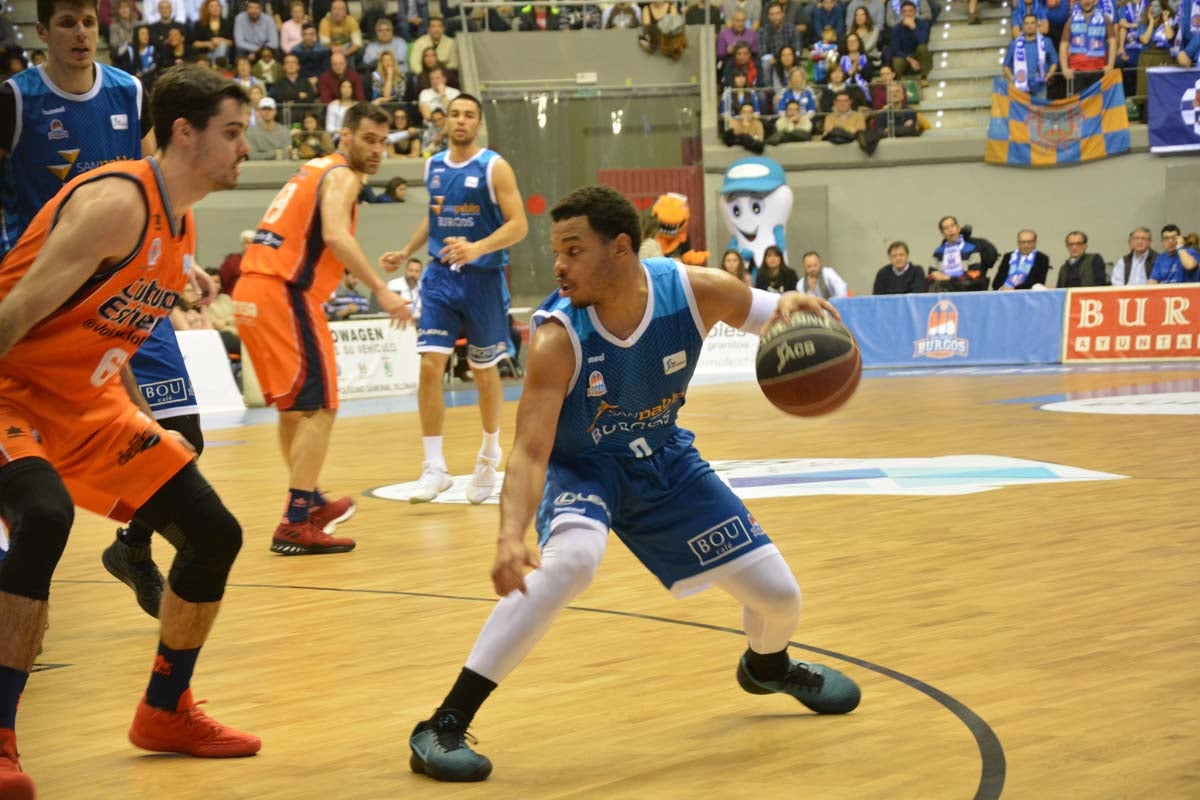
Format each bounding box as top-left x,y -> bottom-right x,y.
651,192 -> 709,266
719,156 -> 793,271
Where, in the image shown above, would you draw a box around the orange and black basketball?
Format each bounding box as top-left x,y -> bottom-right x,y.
755,312 -> 862,417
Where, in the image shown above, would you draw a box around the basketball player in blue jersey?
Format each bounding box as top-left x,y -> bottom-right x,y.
381,93 -> 528,506
408,186 -> 861,783
0,0 -> 214,617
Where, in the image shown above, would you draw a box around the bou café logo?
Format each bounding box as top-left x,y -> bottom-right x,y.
913,299 -> 969,359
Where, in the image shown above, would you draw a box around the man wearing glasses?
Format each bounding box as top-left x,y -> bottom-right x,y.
1055,230 -> 1108,287
1148,225 -> 1200,284
992,229 -> 1052,290
1111,227 -> 1157,286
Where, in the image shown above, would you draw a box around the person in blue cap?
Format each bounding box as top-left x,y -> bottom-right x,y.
719,156 -> 795,279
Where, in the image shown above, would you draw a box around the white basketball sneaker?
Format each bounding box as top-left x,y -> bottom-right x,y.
410,462 -> 453,504
465,452 -> 501,505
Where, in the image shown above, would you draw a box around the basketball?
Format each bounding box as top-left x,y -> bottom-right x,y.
755,312 -> 862,417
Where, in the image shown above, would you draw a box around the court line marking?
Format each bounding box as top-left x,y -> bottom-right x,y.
56,578 -> 1006,799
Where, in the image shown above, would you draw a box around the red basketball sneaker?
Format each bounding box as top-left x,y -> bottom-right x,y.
0,729 -> 35,800
308,495 -> 357,533
270,519 -> 356,555
129,690 -> 261,758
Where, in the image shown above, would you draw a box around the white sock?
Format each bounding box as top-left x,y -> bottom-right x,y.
423,436 -> 445,469
480,430 -> 501,461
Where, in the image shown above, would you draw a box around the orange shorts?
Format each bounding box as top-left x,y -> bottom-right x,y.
232,274 -> 338,411
0,381 -> 193,522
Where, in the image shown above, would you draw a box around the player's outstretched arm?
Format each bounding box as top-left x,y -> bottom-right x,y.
684,265 -> 839,336
0,180 -> 145,359
493,319 -> 575,596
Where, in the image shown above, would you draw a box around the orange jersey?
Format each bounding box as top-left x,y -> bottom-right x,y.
0,157 -> 196,409
240,152 -> 357,302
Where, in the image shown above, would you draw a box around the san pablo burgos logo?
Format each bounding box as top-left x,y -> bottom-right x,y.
1181,77 -> 1200,137
913,299 -> 969,359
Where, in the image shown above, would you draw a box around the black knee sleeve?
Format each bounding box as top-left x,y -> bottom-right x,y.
0,458 -> 75,601
136,463 -> 241,603
158,413 -> 205,458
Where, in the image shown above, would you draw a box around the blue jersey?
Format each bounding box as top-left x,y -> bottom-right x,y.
1,64 -> 144,256
532,258 -> 707,463
424,148 -> 509,270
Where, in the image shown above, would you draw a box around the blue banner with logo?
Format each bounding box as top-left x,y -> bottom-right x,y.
831,291 -> 1067,368
1147,67 -> 1200,154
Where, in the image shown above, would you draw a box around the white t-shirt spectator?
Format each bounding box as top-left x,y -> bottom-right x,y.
418,85 -> 461,117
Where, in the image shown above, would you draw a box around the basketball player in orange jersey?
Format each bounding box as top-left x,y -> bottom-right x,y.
0,65 -> 260,800
233,102 -> 411,556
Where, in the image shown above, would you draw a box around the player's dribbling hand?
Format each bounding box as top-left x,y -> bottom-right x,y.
439,237 -> 480,269
166,430 -> 198,461
377,289 -> 412,326
491,537 -> 540,596
378,250 -> 408,272
768,291 -> 841,329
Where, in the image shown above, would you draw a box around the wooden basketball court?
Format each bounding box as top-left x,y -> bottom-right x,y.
20,364 -> 1200,799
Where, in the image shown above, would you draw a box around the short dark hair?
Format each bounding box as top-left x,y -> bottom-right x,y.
550,186 -> 641,253
888,240 -> 909,255
152,64 -> 247,150
938,215 -> 958,230
406,257 -> 423,268
1162,224 -> 1181,236
1066,230 -> 1088,244
301,20 -> 316,30
344,102 -> 390,131
1023,12 -> 1038,21
37,0 -> 98,27
448,92 -> 483,115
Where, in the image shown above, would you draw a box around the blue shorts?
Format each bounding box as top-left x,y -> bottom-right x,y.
131,320 -> 197,421
417,262 -> 510,368
536,428 -> 778,596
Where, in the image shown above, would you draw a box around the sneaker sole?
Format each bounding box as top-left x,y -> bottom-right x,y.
409,751 -> 492,782
102,548 -> 163,619
269,541 -> 357,556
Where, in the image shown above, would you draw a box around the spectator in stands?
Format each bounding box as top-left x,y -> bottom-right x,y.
157,25 -> 192,69
148,0 -> 183,46
1055,230 -> 1108,287
204,267 -> 236,333
755,245 -> 800,292
810,25 -> 839,84
1148,224 -> 1200,283
363,18 -> 408,73
720,249 -> 754,285
723,0 -> 763,28
132,24 -> 159,85
388,107 -> 423,157
359,0 -> 391,40
720,69 -> 763,118
190,0 -> 233,63
811,0 -> 846,41
371,51 -> 403,103
516,2 -> 570,30
247,96 -> 292,159
293,110 -> 336,157
722,100 -> 767,151
325,78 -> 357,135
605,1 -> 642,27
776,67 -> 818,119
874,241 -> 927,294
869,62 -> 897,107
759,2 -> 799,73
890,0 -> 932,87
234,0 -> 279,58
1058,0 -> 1115,94
145,0 -> 185,26
319,0 -> 363,60
799,251 -> 850,298
767,98 -> 814,142
850,5 -> 881,63
171,281 -> 214,331
385,176 -> 409,201
246,84 -> 266,125
324,273 -> 372,320
110,0 -> 141,63
686,0 -> 724,26
399,0 -> 431,41
822,67 -> 869,111
930,215 -> 988,291
279,0 -> 307,56
421,106 -> 449,155
717,10 -> 759,74
319,49 -> 365,101
841,32 -> 872,89
768,44 -> 799,91
220,230 -> 256,296
292,22 -> 331,84
845,0 -> 882,30
412,46 -> 461,95
1004,12 -> 1059,99
1179,26 -> 1200,66
254,45 -> 282,85
272,52 -> 316,102
419,66 -> 462,119
1134,0 -> 1175,104
409,16 -> 460,74
1011,0 -> 1050,38
878,81 -> 921,135
885,0 -> 935,27
992,229 -> 1051,289
232,54 -> 258,88
778,0 -> 809,42
1111,227 -> 1156,286
723,41 -> 762,85
386,258 -> 425,324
